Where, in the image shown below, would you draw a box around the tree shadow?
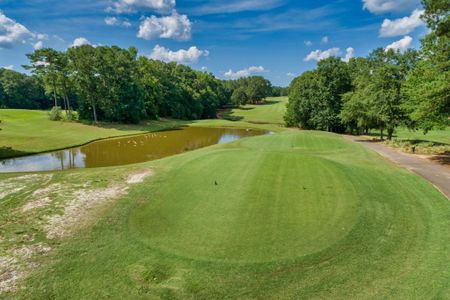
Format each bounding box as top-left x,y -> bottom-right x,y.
259,99 -> 281,105
80,120 -> 193,132
0,147 -> 32,160
430,152 -> 450,166
220,110 -> 244,122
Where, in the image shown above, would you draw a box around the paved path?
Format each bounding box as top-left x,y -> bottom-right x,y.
344,135 -> 450,200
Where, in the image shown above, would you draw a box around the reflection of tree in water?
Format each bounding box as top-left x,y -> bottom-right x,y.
50,149 -> 85,170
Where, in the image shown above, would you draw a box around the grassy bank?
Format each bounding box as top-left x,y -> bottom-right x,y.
1,99 -> 450,298
221,97 -> 287,125
0,109 -> 188,159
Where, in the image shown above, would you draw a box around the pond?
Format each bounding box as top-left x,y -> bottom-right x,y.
0,127 -> 266,173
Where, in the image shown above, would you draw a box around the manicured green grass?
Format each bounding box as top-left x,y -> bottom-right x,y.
222,97 -> 287,125
0,109 -> 187,159
393,127 -> 450,144
0,130 -> 448,299
1,99 -> 450,298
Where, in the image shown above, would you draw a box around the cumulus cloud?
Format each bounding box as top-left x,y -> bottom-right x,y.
149,45 -> 209,64
321,36 -> 329,44
70,37 -> 92,48
385,36 -> 413,52
2,65 -> 14,70
137,11 -> 191,41
304,40 -> 312,47
304,47 -> 341,62
0,11 -> 33,48
105,17 -> 132,28
32,33 -> 48,50
224,66 -> 265,79
287,72 -> 296,77
343,47 -> 355,62
379,9 -> 424,37
33,40 -> 44,50
108,0 -> 175,13
363,0 -> 421,14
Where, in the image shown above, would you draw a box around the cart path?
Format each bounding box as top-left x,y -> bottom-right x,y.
344,135 -> 450,200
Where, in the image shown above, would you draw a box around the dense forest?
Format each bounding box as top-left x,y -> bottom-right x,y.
286,0 -> 449,139
0,47 -> 282,123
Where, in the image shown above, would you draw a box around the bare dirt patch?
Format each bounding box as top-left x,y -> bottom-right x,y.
45,168 -> 154,240
0,169 -> 154,295
13,243 -> 51,260
0,174 -> 52,200
45,185 -> 128,239
0,256 -> 20,293
126,169 -> 154,184
21,183 -> 62,212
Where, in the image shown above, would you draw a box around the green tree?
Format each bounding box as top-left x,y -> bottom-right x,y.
402,0 -> 449,133
286,57 -> 351,132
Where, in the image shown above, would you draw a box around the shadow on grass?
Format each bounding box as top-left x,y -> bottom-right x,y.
430,152 -> 450,166
220,110 -> 244,122
0,147 -> 32,160
79,119 -> 193,132
259,99 -> 281,105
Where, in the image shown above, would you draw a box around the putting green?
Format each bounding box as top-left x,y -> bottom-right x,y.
130,148 -> 359,263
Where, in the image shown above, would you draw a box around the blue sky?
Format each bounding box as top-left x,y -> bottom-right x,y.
0,0 -> 428,86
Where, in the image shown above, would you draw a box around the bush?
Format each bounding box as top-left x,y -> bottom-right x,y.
49,106 -> 63,121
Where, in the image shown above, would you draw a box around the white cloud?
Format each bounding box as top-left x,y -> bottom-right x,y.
191,0 -> 284,15
2,65 -> 14,70
379,9 -> 424,37
304,47 -> 341,62
224,66 -> 265,79
287,72 -> 296,77
33,40 -> 44,50
304,40 -> 312,47
343,47 -> 355,62
137,11 -> 191,41
108,0 -> 175,13
385,36 -> 413,52
0,11 -> 33,48
363,0 -> 421,14
105,17 -> 132,28
150,45 -> 209,64
321,36 -> 329,44
70,37 -> 92,48
201,66 -> 208,71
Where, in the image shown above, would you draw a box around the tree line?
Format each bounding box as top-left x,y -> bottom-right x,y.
0,69 -> 53,110
1,47 -> 283,123
285,0 -> 449,139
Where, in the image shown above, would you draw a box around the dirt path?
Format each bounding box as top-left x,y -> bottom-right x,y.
344,135 -> 450,200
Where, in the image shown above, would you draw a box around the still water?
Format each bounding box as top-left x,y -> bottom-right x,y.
0,127 -> 265,173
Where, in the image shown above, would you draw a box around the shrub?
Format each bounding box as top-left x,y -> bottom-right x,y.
49,106 -> 63,121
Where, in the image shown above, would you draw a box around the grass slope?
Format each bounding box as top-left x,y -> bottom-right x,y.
222,97 -> 287,125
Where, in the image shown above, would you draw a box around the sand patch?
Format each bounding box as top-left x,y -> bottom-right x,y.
0,174 -> 52,200
22,183 -> 62,212
126,169 -> 154,184
0,256 -> 20,293
45,185 -> 128,239
22,197 -> 51,212
13,243 -> 51,260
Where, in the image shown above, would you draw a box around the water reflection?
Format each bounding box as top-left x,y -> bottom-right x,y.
0,127 -> 265,173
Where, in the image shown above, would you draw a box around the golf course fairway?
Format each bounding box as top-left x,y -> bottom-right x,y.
0,103 -> 449,299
